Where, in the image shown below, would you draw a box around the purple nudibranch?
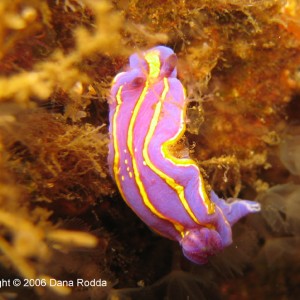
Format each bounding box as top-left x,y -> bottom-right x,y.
108,46 -> 261,264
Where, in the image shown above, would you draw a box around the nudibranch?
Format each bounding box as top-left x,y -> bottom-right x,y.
108,46 -> 261,264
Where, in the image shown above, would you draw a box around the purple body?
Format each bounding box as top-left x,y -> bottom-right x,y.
108,46 -> 261,264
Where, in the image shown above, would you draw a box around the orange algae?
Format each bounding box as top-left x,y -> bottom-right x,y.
0,0 -> 299,299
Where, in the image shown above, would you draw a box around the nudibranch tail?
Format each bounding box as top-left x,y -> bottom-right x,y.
209,191 -> 261,226
108,45 -> 261,265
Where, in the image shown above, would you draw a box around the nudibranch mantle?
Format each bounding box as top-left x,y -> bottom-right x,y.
108,46 -> 260,264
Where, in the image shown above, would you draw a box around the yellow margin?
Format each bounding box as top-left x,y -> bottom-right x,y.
161,89 -> 215,215
143,78 -> 204,224
112,86 -> 131,207
112,85 -> 184,236
126,80 -> 184,234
